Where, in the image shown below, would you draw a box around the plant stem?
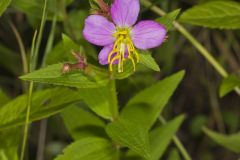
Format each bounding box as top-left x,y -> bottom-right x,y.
141,0 -> 240,96
9,21 -> 28,74
8,21 -> 29,92
31,0 -> 48,71
20,82 -> 34,160
159,116 -> 191,160
140,0 -> 228,78
20,1 -> 47,159
36,119 -> 48,160
60,0 -> 76,40
173,23 -> 228,78
108,77 -> 119,121
42,14 -> 57,67
208,85 -> 226,133
108,77 -> 120,159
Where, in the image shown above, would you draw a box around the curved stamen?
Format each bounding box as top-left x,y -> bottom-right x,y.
108,48 -> 119,63
109,55 -> 121,71
128,55 -> 136,71
108,28 -> 139,73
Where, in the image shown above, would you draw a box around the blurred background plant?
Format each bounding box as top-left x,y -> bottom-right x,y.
0,0 -> 240,160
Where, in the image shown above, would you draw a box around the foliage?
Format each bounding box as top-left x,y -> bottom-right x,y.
219,75 -> 240,97
0,0 -> 239,159
203,127 -> 240,153
180,1 -> 240,29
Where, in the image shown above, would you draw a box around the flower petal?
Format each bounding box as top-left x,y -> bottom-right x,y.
131,20 -> 167,50
98,45 -> 114,65
111,0 -> 140,27
83,15 -> 116,46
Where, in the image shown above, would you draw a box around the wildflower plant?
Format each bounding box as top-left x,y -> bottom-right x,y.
0,0 -> 240,160
83,0 -> 167,72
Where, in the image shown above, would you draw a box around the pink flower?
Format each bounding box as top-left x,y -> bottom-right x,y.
83,0 -> 167,72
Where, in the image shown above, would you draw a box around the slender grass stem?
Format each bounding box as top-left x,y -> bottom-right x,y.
173,22 -> 228,78
159,116 -> 191,160
20,82 -> 34,160
19,30 -> 37,160
35,12 -> 57,160
108,77 -> 119,121
42,14 -> 57,67
30,31 -> 38,71
9,21 -> 28,74
140,0 -> 240,96
59,0 -> 76,40
31,0 -> 48,71
19,0 -> 45,157
140,0 -> 228,78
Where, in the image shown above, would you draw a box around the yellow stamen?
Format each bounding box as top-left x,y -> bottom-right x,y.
108,27 -> 139,73
110,55 -> 121,71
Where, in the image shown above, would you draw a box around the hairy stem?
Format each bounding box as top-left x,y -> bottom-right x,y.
108,78 -> 119,121
108,76 -> 120,160
159,116 -> 191,160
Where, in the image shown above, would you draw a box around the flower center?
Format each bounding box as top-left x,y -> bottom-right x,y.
108,27 -> 139,73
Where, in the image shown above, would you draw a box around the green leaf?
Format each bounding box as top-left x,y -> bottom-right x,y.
190,115 -> 208,137
219,75 -> 240,97
55,137 -> 116,160
62,34 -> 98,61
0,88 -> 83,130
112,61 -> 135,79
45,41 -> 67,65
20,63 -> 109,88
156,9 -> 181,30
0,0 -> 11,16
168,148 -> 181,160
126,115 -> 185,160
79,86 -> 112,119
45,34 -> 78,65
11,0 -> 65,20
120,71 -> 185,130
154,32 -> 176,74
0,127 -> 20,160
0,89 -> 10,106
62,34 -> 80,53
139,50 -> 160,72
68,10 -> 88,40
0,127 -> 21,160
203,127 -> 240,153
0,147 -> 19,160
106,119 -> 151,160
45,37 -> 78,65
222,111 -> 239,133
0,85 -> 114,130
149,115 -> 185,160
179,1 -> 240,29
89,0 -> 100,10
0,127 -> 21,148
61,105 -> 106,140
